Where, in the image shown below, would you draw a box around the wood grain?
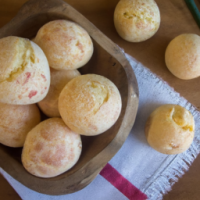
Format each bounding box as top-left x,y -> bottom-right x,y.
0,0 -> 200,199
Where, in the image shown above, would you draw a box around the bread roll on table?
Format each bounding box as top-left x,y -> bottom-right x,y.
114,0 -> 160,42
165,33 -> 200,80
145,104 -> 194,154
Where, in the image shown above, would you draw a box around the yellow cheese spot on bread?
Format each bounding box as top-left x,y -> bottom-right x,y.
86,81 -> 109,114
171,107 -> 194,131
6,39 -> 35,82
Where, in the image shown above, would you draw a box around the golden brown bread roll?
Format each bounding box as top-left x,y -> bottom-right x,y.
145,104 -> 195,154
58,74 -> 122,136
165,33 -> 200,80
0,102 -> 40,147
22,118 -> 82,178
0,36 -> 50,105
114,0 -> 160,42
34,20 -> 93,70
38,68 -> 80,117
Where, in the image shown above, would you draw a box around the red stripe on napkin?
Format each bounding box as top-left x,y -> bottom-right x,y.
100,163 -> 147,200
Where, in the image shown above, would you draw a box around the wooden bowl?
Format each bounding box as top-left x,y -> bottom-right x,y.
0,0 -> 139,195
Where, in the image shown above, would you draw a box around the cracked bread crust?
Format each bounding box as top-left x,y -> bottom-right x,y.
114,0 -> 160,42
0,36 -> 50,105
58,74 -> 122,136
145,104 -> 195,154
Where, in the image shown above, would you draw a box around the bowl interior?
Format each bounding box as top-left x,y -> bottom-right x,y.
0,11 -> 128,183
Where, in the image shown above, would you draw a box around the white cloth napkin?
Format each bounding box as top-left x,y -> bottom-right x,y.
1,54 -> 200,200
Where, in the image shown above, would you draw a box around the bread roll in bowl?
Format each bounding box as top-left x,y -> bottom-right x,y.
58,74 -> 122,136
34,20 -> 93,70
22,118 -> 82,178
0,36 -> 50,105
38,68 -> 80,117
145,104 -> 195,154
114,0 -> 160,42
165,34 -> 200,80
0,102 -> 40,147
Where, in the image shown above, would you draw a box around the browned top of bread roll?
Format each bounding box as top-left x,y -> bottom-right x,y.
59,74 -> 122,136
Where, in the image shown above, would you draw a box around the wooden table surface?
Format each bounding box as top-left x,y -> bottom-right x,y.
0,0 -> 200,199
